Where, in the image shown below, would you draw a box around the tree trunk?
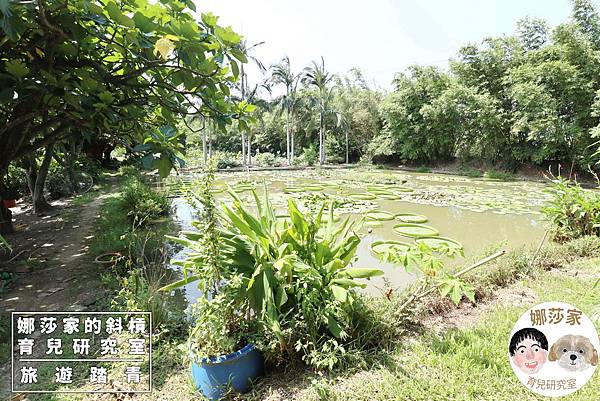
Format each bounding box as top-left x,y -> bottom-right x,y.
291,122 -> 295,163
202,130 -> 208,165
241,132 -> 246,165
247,134 -> 252,165
33,143 -> 54,214
345,131 -> 349,164
319,112 -> 324,166
286,102 -> 290,164
208,135 -> 212,160
0,170 -> 13,234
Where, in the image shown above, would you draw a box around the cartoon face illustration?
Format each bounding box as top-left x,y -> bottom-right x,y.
509,328 -> 549,374
548,335 -> 598,372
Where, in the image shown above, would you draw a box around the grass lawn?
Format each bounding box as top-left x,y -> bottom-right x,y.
261,260 -> 599,401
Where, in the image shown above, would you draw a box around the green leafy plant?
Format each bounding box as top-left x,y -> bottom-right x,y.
302,145 -> 318,167
542,178 -> 600,241
120,176 -> 170,227
161,170 -> 384,368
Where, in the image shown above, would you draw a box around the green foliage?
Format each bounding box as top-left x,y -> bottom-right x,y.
254,152 -> 285,167
120,176 -> 170,227
371,1 -> 600,171
0,0 -> 250,183
415,166 -> 431,173
162,178 -> 384,368
216,151 -> 243,169
3,164 -> 27,198
302,145 -> 318,167
542,178 -> 600,241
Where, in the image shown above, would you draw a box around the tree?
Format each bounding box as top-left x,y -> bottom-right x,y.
270,56 -> 301,164
302,57 -> 335,165
0,0 -> 250,233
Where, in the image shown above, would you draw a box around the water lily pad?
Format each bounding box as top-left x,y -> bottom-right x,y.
365,211 -> 396,221
371,240 -> 411,255
364,220 -> 383,228
304,185 -> 325,191
378,193 -> 401,200
349,193 -> 376,200
393,223 -> 439,238
396,213 -> 428,223
415,236 -> 463,251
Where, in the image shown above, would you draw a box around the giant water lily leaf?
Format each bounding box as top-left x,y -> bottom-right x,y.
365,210 -> 396,221
371,240 -> 411,256
393,223 -> 439,238
415,236 -> 463,251
396,213 -> 428,223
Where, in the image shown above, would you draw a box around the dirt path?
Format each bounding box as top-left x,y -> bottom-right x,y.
0,184 -> 114,396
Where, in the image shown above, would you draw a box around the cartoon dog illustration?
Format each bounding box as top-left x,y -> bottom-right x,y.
548,335 -> 598,372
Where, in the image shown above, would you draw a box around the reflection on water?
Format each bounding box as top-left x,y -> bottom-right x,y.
166,169 -> 548,304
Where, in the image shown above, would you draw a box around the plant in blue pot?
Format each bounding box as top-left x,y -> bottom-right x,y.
185,279 -> 264,400
160,167 -> 265,400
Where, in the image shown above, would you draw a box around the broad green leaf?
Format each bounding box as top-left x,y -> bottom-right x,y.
5,59 -> 29,78
337,267 -> 383,279
331,285 -> 348,303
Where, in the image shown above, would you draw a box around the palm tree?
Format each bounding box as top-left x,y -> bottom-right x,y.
270,56 -> 300,164
238,40 -> 266,165
302,57 -> 335,166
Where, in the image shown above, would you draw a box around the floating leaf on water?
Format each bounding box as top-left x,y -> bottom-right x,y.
349,193 -> 376,200
415,236 -> 463,251
365,211 -> 396,221
371,240 -> 411,256
283,187 -> 304,193
364,220 -> 383,228
304,185 -> 325,191
378,193 -> 401,200
393,223 -> 439,238
394,187 -> 414,193
396,213 -> 428,223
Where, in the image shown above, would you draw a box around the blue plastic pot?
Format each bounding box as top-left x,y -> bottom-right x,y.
190,344 -> 264,400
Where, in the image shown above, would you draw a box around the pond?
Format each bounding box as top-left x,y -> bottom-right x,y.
166,168 -> 550,305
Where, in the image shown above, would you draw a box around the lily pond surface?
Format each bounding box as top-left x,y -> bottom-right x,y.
166,169 -> 550,303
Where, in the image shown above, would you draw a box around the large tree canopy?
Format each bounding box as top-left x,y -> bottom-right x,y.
0,0 -> 252,232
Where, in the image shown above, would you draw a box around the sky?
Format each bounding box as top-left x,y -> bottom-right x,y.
193,0 -> 597,92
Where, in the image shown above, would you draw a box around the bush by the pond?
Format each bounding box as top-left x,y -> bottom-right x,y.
121,175 -> 170,227
214,151 -> 242,169
301,145 -> 318,167
254,152 -> 286,167
542,178 -> 600,241
162,170 -> 393,369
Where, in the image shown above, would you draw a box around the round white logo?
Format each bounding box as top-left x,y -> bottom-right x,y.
508,302 -> 599,397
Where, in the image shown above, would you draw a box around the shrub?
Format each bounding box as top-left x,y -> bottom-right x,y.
302,145 -> 318,167
163,181 -> 385,369
120,176 -> 170,227
213,151 -> 242,169
4,164 -> 27,199
415,166 -> 431,173
254,152 -> 277,167
457,166 -> 483,178
542,178 -> 600,241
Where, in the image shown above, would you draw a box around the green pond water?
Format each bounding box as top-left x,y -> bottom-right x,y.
166,169 -> 550,302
